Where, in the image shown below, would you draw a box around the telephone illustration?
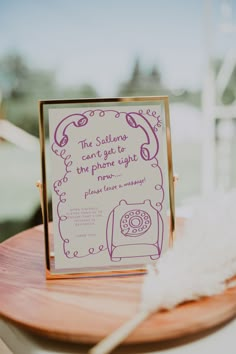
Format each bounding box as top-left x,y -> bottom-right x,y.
106,200 -> 163,262
54,113 -> 88,147
126,112 -> 159,161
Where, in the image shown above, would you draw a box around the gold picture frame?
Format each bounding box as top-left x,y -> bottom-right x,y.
38,96 -> 175,279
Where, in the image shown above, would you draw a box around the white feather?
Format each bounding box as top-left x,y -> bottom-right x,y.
141,190 -> 236,313
89,190 -> 236,354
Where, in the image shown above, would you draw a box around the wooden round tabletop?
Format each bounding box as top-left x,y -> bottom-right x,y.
1,221 -> 236,345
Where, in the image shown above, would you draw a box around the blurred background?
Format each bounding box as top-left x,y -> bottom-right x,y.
0,0 -> 235,241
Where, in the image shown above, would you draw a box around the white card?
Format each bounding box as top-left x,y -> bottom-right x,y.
48,105 -> 169,273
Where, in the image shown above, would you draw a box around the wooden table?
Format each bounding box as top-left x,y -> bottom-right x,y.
1,221 -> 236,354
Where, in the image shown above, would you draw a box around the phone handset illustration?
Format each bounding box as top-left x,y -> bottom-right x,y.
54,114 -> 88,147
126,112 -> 159,161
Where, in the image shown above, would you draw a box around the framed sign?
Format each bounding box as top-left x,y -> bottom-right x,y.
38,96 -> 175,279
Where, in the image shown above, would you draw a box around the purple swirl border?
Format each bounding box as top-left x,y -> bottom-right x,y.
51,108 -> 164,259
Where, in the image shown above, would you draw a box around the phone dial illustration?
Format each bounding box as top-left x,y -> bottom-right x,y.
126,112 -> 159,161
106,200 -> 163,262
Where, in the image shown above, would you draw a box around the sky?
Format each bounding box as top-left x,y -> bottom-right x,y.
0,0 -> 235,95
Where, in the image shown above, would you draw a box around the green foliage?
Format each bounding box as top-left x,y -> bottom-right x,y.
0,53 -> 30,98
118,57 -> 165,97
6,96 -> 40,136
77,84 -> 98,98
0,53 -> 99,137
62,83 -> 98,99
0,53 -> 57,136
117,58 -> 201,107
213,58 -> 236,105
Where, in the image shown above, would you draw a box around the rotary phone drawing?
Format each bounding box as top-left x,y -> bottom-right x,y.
106,200 -> 163,262
126,112 -> 159,161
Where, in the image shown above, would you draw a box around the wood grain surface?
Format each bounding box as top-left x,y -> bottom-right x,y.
0,220 -> 236,345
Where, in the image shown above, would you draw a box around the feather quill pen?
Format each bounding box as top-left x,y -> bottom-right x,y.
89,191 -> 236,354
